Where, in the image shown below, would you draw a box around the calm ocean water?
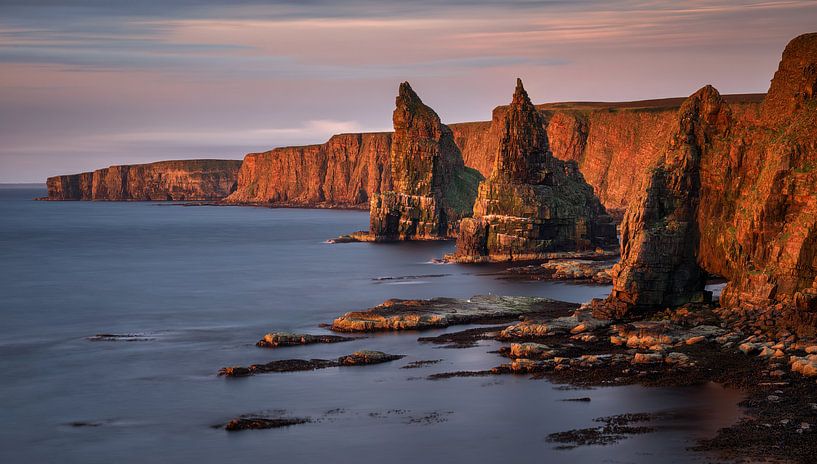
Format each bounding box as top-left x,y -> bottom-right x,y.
0,185 -> 741,463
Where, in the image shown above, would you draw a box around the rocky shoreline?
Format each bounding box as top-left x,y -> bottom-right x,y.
222,292 -> 816,462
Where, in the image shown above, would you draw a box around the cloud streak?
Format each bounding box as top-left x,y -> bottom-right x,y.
1,0 -> 816,181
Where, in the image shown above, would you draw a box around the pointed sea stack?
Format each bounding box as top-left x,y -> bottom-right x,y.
600,85 -> 731,318
452,79 -> 617,261
368,82 -> 481,240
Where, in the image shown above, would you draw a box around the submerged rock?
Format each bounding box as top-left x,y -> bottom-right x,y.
219,351 -> 404,377
223,415 -> 310,431
255,332 -> 353,348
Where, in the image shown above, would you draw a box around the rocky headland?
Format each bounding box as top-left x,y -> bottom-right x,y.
45,159 -> 241,201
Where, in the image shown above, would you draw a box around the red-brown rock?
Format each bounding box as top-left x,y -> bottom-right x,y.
46,160 -> 241,201
452,79 -> 617,262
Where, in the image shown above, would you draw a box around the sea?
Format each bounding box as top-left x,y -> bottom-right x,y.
0,185 -> 742,463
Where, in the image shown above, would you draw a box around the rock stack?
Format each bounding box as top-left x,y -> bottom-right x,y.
368,82 -> 481,240
597,33 -> 817,332
452,79 -> 617,262
602,85 -> 730,317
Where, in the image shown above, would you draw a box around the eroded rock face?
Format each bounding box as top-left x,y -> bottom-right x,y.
453,79 -> 617,262
602,86 -> 730,316
226,132 -> 393,207
46,160 -> 242,201
601,33 -> 817,330
368,82 -> 481,240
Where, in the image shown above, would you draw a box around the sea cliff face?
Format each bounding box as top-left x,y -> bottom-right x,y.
225,132 -> 393,208
597,33 -> 817,333
47,99 -> 762,209
46,160 -> 242,201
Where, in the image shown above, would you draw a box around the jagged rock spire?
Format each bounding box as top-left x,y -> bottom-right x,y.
762,32 -> 817,124
393,81 -> 441,141
369,81 -> 480,241
493,78 -> 550,184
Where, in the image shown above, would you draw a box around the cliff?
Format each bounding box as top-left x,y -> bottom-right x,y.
598,33 -> 817,332
452,79 -> 617,262
368,82 -> 481,240
46,160 -> 242,201
48,98 -> 762,209
225,132 -> 392,208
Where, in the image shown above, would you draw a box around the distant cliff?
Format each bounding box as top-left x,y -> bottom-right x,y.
46,160 -> 241,201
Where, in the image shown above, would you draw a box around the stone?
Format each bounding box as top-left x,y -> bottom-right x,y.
256,332 -> 352,348
500,307 -> 610,339
338,350 -> 404,366
664,352 -> 690,365
509,343 -> 553,359
219,351 -> 404,377
633,352 -> 663,364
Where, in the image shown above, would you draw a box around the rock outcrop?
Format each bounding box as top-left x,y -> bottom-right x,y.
452,79 -> 617,262
331,295 -> 577,332
599,33 -> 817,331
46,160 -> 241,201
367,82 -> 482,240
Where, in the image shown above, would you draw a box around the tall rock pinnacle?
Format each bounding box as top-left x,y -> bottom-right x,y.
494,78 -> 550,184
368,82 -> 481,241
453,79 -> 617,261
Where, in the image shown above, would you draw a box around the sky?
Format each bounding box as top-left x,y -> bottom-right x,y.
1,1 -> 816,182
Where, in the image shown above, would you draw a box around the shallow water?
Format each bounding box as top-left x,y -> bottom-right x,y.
0,186 -> 742,463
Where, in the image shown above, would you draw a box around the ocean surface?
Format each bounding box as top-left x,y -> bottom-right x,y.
0,185 -> 742,463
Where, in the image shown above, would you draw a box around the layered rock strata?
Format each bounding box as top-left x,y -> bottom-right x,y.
599,33 -> 817,330
225,132 -> 393,207
47,97 -> 763,209
452,79 -> 617,262
367,82 -> 481,240
46,160 -> 241,201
